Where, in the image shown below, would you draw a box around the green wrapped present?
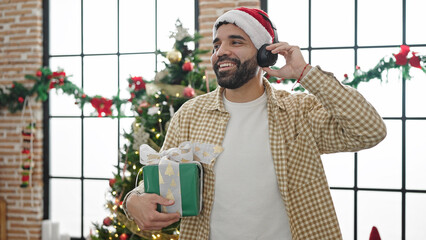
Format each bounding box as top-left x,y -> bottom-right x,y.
143,162 -> 203,216
139,141 -> 223,217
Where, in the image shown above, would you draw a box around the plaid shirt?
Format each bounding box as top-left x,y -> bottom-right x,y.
160,66 -> 387,239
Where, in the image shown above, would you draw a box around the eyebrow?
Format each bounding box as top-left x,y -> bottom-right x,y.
212,34 -> 247,44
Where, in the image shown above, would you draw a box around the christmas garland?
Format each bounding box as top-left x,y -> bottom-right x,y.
265,44 -> 426,90
2,45 -> 425,116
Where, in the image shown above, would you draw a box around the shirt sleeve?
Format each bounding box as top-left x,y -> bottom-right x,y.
299,66 -> 387,154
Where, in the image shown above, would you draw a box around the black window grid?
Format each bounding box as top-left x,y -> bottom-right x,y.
42,0 -> 199,239
261,0 -> 426,239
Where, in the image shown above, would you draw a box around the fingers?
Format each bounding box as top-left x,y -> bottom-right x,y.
132,193 -> 181,231
266,42 -> 300,55
262,67 -> 280,77
149,193 -> 175,206
138,211 -> 181,230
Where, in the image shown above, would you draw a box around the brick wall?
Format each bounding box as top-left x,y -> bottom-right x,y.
198,0 -> 261,80
0,0 -> 44,240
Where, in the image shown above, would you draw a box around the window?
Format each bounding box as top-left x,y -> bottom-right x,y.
45,0 -> 196,238
265,0 -> 426,239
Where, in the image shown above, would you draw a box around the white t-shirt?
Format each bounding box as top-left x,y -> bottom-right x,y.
210,91 -> 292,239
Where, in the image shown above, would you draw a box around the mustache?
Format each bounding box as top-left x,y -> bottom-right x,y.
213,56 -> 241,70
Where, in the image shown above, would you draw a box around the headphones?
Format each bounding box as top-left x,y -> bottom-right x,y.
257,12 -> 279,67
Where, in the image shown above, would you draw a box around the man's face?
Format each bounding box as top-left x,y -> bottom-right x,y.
211,24 -> 259,89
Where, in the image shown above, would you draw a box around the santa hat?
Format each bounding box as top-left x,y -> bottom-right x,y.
213,7 -> 275,50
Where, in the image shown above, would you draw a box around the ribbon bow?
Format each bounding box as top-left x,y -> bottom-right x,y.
139,141 -> 223,165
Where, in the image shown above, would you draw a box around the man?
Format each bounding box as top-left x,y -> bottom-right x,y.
124,7 -> 387,239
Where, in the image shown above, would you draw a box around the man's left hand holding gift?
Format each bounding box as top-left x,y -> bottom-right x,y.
127,193 -> 181,230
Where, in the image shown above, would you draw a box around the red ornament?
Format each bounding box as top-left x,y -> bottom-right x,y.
183,86 -> 195,98
90,97 -> 113,117
109,178 -> 116,188
393,45 -> 410,66
18,97 -> 24,103
82,94 -> 87,98
131,76 -> 146,91
119,233 -> 128,240
182,61 -> 194,72
36,70 -> 42,77
103,217 -> 113,226
356,65 -> 361,70
276,79 -> 281,84
344,74 -> 348,79
409,52 -> 422,69
369,226 -> 381,240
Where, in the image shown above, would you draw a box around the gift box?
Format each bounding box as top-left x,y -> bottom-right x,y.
143,162 -> 203,216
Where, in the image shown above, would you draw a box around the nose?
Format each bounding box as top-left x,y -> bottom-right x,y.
215,44 -> 231,57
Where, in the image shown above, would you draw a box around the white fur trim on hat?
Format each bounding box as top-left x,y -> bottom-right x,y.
213,9 -> 273,50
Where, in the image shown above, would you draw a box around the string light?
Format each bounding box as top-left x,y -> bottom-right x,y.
114,234 -> 118,237
133,165 -> 136,170
151,128 -> 156,132
112,205 -> 117,210
176,93 -> 180,97
137,227 -> 141,231
152,235 -> 157,239
112,191 -> 117,195
155,133 -> 160,139
135,151 -> 139,155
157,110 -> 161,115
155,103 -> 160,107
155,94 -> 159,98
122,225 -> 126,228
158,119 -> 162,123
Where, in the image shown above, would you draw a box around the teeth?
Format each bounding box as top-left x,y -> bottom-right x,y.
219,63 -> 235,68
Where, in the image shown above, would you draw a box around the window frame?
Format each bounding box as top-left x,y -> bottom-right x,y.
42,0 -> 199,239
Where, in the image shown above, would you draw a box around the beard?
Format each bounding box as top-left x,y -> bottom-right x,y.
213,54 -> 259,89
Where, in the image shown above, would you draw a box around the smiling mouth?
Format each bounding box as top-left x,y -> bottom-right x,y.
217,62 -> 237,72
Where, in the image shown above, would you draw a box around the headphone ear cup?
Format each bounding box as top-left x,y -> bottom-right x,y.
257,44 -> 278,67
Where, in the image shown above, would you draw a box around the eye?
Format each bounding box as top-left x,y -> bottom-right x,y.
212,43 -> 220,53
232,41 -> 242,45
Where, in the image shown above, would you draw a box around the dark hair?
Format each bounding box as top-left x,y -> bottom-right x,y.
215,20 -> 234,31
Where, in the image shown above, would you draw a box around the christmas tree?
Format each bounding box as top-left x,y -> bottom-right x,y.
88,20 -> 212,240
